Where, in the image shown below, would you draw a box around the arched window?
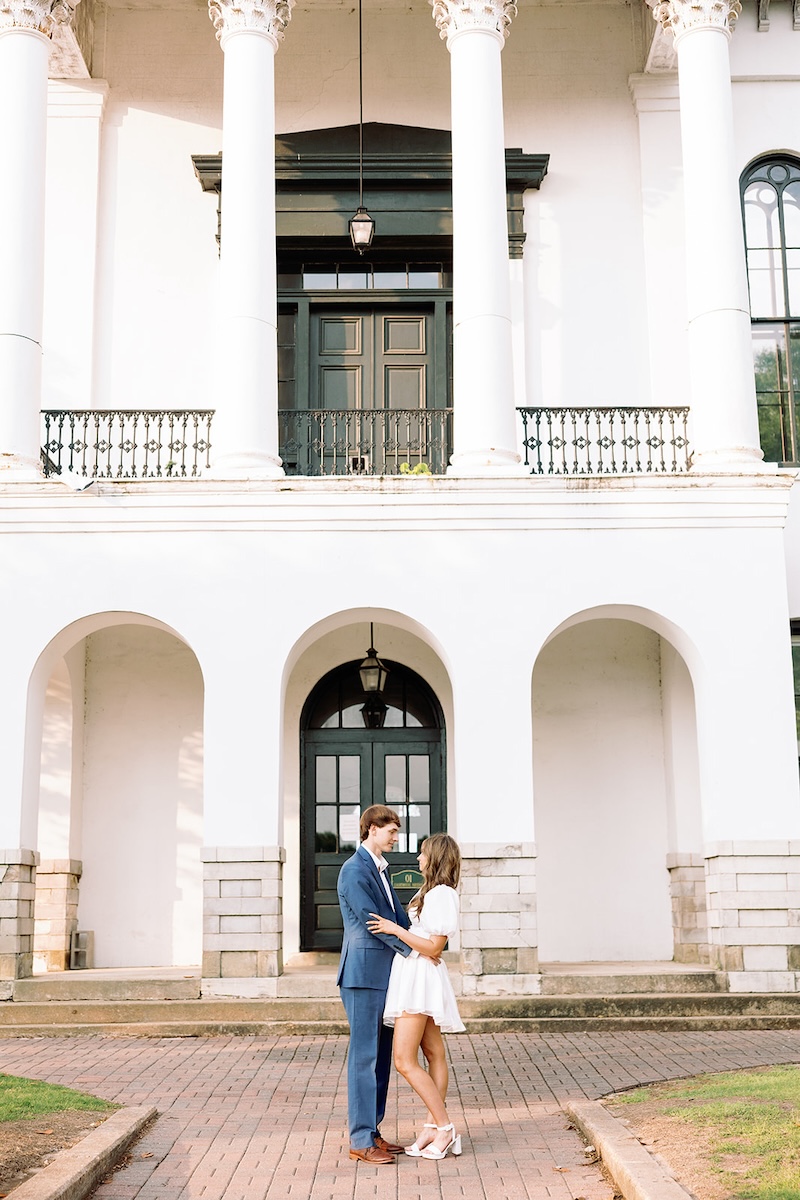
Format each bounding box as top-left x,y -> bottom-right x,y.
741,156 -> 800,463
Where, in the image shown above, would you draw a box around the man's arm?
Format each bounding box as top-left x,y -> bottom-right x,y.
339,870 -> 412,958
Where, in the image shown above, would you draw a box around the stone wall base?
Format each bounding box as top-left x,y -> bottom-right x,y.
201,846 -> 285,992
667,852 -> 711,964
705,841 -> 800,992
33,859 -> 82,972
458,842 -> 537,996
0,850 -> 39,980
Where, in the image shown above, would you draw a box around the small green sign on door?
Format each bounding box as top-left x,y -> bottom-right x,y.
391,868 -> 424,890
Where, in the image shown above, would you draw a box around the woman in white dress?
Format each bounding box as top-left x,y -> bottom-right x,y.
367,832 -> 465,1160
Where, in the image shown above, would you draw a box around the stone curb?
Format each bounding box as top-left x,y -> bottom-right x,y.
7,1106 -> 157,1200
564,1100 -> 694,1200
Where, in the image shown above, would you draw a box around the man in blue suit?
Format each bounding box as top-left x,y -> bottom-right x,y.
337,804 -> 413,1164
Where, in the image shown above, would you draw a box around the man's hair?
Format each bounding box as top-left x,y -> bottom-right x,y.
360,805 -> 402,842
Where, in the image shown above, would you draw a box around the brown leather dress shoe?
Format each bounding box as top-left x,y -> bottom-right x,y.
374,1135 -> 405,1154
349,1145 -> 393,1164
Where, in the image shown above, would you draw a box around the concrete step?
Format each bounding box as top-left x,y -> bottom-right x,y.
3,992 -> 800,1037
13,976 -> 202,1002
539,971 -> 727,995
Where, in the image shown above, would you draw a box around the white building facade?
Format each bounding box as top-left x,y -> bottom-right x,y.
2,0 -> 800,997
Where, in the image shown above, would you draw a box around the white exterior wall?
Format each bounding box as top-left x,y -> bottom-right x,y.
533,619 -> 674,962
78,625 -> 203,967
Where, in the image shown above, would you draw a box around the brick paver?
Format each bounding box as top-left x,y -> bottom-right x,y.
3,1031 -> 800,1200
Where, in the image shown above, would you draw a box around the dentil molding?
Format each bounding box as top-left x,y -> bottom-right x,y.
430,0 -> 516,44
0,0 -> 74,36
650,0 -> 742,37
208,0 -> 293,42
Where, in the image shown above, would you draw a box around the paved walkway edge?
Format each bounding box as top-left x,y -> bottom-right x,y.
8,1106 -> 157,1200
564,1100 -> 694,1200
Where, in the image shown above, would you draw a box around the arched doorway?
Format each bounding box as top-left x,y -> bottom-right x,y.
300,659 -> 445,951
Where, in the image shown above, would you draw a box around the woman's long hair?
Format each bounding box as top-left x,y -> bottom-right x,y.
410,833 -> 461,917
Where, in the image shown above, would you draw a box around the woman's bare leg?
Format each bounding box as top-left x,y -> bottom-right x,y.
420,1017 -> 448,1103
411,1017 -> 448,1149
393,1013 -> 456,1154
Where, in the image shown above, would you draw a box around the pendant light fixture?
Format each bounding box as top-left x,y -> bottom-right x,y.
349,0 -> 375,253
359,621 -> 389,728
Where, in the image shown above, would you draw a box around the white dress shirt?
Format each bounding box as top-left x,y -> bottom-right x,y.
364,845 -> 395,912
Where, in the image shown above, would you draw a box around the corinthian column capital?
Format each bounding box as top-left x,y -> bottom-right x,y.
208,0 -> 293,44
430,0 -> 516,46
0,0 -> 74,36
650,0 -> 741,39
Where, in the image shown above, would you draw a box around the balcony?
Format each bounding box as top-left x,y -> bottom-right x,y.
40,406 -> 691,480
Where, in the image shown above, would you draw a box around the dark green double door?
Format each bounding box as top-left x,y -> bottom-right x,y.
301,730 -> 444,951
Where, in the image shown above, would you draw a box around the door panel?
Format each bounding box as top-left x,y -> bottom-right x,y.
384,316 -> 426,354
385,366 -> 425,409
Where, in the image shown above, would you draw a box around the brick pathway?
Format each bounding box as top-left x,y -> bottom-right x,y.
3,1031 -> 800,1200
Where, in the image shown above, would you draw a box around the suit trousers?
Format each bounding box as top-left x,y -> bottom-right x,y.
340,984 -> 394,1149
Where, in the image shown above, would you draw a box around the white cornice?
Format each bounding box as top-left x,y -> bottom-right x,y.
0,473 -> 794,535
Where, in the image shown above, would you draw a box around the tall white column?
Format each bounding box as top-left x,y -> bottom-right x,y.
0,1 -> 73,479
431,0 -> 523,475
208,0 -> 292,478
652,0 -> 764,471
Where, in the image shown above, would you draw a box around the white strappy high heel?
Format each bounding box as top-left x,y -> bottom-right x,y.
404,1123 -> 437,1157
420,1122 -> 462,1159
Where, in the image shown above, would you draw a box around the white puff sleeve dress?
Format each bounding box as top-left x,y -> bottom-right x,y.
382,885 -> 466,1034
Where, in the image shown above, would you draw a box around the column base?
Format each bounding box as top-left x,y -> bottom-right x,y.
0,849 -> 39,981
458,842 -> 537,995
667,852 -> 711,964
705,841 -> 800,993
447,450 -> 527,477
210,452 -> 285,480
33,858 -> 82,973
201,845 -> 285,989
0,453 -> 43,482
689,448 -> 776,474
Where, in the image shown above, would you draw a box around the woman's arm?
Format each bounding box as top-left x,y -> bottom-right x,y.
367,913 -> 446,960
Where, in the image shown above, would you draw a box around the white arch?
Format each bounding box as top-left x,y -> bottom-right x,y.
532,607 -> 702,963
280,607 -> 454,960
22,610 -> 200,834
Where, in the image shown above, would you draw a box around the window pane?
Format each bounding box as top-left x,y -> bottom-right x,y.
747,248 -> 785,318
393,803 -> 409,852
316,756 -> 336,804
787,249 -> 800,318
408,269 -> 440,288
374,270 -> 408,289
784,183 -> 800,249
304,270 -> 337,289
753,326 -> 791,462
385,755 -> 406,807
408,805 -> 431,853
316,806 -> 338,852
744,183 -> 779,249
382,703 -> 405,728
409,755 -> 430,805
339,756 -> 360,807
338,268 -> 369,290
339,806 -> 360,851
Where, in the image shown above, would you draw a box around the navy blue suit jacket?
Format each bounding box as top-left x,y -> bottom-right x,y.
337,844 -> 412,990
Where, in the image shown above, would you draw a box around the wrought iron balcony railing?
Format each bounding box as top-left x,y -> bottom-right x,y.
41,410 -> 213,479
40,406 -> 690,480
518,406 -> 690,475
279,408 -> 453,476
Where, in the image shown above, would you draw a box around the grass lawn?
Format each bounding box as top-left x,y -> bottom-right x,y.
607,1063 -> 800,1200
0,1074 -> 118,1123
